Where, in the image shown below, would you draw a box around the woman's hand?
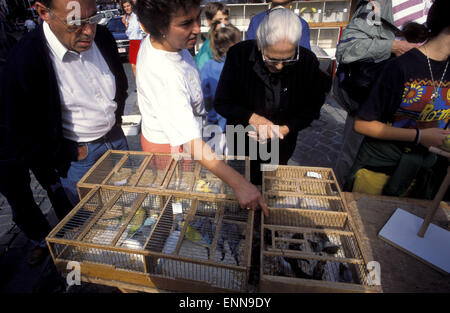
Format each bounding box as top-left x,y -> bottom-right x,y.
248,114 -> 289,142
188,138 -> 269,217
232,176 -> 269,217
419,128 -> 450,148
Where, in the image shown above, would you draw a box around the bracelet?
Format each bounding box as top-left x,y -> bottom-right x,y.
414,128 -> 421,145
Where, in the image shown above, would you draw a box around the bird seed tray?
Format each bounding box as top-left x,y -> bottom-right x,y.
77,150 -> 249,201
46,186 -> 254,293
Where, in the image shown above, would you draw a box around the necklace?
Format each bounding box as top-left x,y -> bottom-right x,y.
424,46 -> 449,101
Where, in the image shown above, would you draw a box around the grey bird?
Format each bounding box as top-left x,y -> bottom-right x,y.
312,259 -> 326,280
339,263 -> 353,283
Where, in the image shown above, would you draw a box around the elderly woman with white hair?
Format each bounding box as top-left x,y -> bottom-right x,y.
214,7 -> 331,184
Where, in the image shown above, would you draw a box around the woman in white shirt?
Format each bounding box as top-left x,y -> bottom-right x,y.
122,0 -> 144,76
135,0 -> 268,215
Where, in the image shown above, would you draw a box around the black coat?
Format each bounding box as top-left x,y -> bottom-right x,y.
214,40 -> 330,136
214,40 -> 330,184
0,24 -> 127,190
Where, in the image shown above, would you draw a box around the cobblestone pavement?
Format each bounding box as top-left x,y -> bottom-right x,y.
0,62 -> 348,293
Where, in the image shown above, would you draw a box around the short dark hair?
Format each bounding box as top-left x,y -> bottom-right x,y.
204,2 -> 228,21
136,0 -> 201,39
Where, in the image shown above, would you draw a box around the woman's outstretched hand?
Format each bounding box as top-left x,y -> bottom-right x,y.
232,177 -> 269,217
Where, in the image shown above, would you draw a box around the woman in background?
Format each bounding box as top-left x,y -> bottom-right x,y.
135,0 -> 268,215
202,21 -> 241,156
122,0 -> 145,77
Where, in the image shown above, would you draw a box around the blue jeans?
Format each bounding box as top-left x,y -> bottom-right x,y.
60,125 -> 129,206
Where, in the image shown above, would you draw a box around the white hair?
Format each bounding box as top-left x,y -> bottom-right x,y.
256,7 -> 302,49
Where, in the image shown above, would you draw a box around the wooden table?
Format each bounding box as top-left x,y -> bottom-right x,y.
343,192 -> 450,292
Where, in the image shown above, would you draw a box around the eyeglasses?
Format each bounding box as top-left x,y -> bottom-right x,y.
48,8 -> 104,32
261,47 -> 299,65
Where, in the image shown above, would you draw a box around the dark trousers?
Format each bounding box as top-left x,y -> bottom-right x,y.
0,165 -> 72,242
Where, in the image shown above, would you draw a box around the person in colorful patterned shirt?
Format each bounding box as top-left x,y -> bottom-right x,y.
346,0 -> 450,199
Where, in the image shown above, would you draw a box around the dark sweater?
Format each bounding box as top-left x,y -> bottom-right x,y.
214,40 -> 330,135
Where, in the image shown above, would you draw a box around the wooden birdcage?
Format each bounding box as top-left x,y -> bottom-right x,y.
259,165 -> 381,293
77,150 -> 249,201
46,186 -> 254,292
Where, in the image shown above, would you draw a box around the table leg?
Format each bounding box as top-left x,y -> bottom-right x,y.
417,165 -> 450,237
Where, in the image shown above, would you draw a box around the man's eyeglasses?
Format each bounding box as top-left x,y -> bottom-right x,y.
261,47 -> 299,65
48,8 -> 104,32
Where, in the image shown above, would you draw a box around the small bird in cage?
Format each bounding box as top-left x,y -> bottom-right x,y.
339,263 -> 354,283
218,222 -> 243,266
195,179 -> 213,193
173,215 -> 214,259
308,232 -> 340,255
283,233 -> 312,279
312,258 -> 326,280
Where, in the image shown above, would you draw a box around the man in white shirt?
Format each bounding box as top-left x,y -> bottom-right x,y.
0,0 -> 128,265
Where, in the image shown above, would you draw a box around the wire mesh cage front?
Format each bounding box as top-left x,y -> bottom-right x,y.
164,155 -> 249,199
77,151 -> 249,202
260,208 -> 378,292
144,196 -> 253,291
260,165 -> 379,292
77,151 -> 175,192
47,187 -> 254,292
48,187 -> 166,273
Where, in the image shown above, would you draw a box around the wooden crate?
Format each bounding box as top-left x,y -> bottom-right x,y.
46,186 -> 254,292
262,165 -> 346,212
260,165 -> 381,293
77,150 -> 249,201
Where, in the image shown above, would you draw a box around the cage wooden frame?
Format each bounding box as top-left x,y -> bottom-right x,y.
259,165 -> 381,293
47,186 -> 254,292
77,150 -> 250,201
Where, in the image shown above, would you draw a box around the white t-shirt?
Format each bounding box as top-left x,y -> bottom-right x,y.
136,37 -> 206,146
